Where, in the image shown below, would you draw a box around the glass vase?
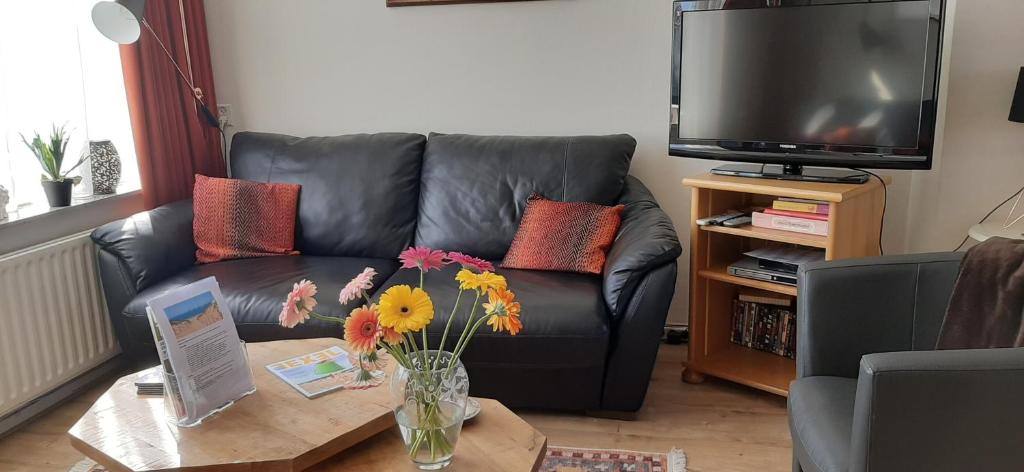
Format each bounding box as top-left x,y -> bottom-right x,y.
389,350 -> 469,470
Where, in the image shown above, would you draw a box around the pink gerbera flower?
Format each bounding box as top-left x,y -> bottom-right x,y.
445,252 -> 494,273
280,279 -> 318,328
399,246 -> 446,272
340,267 -> 376,304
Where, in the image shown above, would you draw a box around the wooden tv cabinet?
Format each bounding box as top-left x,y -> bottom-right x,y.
681,173 -> 888,396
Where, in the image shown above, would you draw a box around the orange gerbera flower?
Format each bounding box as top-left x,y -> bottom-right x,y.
344,305 -> 380,354
483,288 -> 522,335
380,326 -> 403,345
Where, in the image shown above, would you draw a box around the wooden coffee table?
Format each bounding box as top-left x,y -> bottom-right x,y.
311,398 -> 547,471
68,338 -> 546,471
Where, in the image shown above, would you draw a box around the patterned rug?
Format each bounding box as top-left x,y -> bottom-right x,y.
540,446 -> 686,472
72,446 -> 687,472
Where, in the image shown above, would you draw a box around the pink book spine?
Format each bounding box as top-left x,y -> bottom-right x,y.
752,212 -> 829,236
763,208 -> 830,221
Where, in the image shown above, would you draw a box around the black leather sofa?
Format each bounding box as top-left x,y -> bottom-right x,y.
92,132 -> 681,413
790,253 -> 1024,472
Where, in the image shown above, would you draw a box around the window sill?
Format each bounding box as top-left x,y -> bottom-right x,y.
0,190 -> 145,256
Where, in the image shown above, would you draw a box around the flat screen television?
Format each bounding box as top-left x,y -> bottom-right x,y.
670,0 -> 946,183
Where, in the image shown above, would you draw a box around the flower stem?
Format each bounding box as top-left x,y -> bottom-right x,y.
433,289 -> 464,370
451,314 -> 489,368
308,311 -> 344,324
448,291 -> 481,364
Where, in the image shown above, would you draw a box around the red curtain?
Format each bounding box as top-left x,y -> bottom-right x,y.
119,0 -> 225,209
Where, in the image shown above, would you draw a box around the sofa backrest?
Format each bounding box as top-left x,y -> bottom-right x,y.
414,133 -> 636,261
230,132 -> 426,258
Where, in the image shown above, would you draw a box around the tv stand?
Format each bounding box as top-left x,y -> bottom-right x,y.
711,164 -> 869,184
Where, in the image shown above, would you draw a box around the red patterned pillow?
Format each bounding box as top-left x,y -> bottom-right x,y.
193,174 -> 301,264
501,194 -> 624,275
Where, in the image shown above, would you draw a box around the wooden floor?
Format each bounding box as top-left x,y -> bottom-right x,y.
0,343 -> 791,472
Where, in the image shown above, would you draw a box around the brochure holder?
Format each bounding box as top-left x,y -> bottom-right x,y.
148,310 -> 257,427
159,340 -> 256,427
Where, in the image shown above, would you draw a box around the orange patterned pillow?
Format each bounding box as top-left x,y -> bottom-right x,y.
193,174 -> 301,264
501,194 -> 624,275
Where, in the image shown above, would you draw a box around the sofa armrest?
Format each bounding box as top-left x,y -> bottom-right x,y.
849,348 -> 1024,472
603,176 -> 682,321
796,252 -> 962,378
91,199 -> 196,293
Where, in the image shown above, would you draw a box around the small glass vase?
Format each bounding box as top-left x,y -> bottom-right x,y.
389,350 -> 469,470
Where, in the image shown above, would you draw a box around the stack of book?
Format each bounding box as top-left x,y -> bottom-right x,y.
751,198 -> 830,236
134,365 -> 164,396
730,289 -> 796,359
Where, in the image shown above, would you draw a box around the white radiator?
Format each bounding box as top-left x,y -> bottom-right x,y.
0,231 -> 119,418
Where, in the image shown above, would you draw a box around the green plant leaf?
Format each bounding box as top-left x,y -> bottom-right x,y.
63,152 -> 89,178
21,125 -> 74,180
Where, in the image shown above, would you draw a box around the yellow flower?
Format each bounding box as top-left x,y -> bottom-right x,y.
378,285 -> 434,333
483,288 -> 522,335
456,269 -> 507,293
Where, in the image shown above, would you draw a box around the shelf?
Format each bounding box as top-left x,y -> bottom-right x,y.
698,265 -> 798,296
688,344 -> 796,396
682,173 -> 890,203
700,224 -> 828,249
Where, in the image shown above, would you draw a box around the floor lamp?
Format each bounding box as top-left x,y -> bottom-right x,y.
965,67 -> 1024,243
91,0 -> 220,130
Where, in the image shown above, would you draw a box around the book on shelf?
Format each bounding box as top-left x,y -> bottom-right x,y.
730,299 -> 796,359
752,211 -> 829,236
773,198 -> 830,215
763,208 -> 829,221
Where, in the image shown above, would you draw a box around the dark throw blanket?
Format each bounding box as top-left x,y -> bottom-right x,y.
937,237 -> 1024,349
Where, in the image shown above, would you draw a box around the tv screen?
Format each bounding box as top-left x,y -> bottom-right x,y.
670,0 -> 945,170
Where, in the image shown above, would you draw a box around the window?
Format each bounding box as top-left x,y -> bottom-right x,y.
0,1 -> 139,218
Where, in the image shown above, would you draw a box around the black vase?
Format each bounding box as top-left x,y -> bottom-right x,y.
41,180 -> 73,207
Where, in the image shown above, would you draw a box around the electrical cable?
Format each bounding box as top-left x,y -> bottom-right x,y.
218,127 -> 227,169
851,168 -> 886,255
952,184 -> 1024,252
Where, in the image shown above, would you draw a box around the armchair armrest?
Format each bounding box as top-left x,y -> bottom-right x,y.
603,176 -> 682,321
849,348 -> 1024,472
797,252 -> 962,378
91,199 -> 196,294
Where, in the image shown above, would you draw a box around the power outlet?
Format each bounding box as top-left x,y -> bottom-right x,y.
216,104 -> 232,127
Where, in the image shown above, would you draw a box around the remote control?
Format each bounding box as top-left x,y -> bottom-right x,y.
721,215 -> 752,227
696,211 -> 743,226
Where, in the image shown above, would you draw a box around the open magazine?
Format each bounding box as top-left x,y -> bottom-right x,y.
265,345 -> 356,398
146,277 -> 256,426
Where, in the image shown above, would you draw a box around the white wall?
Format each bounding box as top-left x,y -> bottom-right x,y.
904,0 -> 1024,252
204,0 -> 1023,325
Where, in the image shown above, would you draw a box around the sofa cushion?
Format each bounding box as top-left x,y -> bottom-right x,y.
502,194 -> 624,275
230,132 -> 426,258
376,263 -> 611,409
789,376 -> 858,472
415,133 -> 636,261
122,256 -> 398,343
192,174 -> 301,263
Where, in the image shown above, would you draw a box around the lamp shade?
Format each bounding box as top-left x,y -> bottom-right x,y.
1011,67 -> 1024,123
91,0 -> 146,44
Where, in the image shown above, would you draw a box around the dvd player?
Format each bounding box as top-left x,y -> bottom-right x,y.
727,257 -> 798,286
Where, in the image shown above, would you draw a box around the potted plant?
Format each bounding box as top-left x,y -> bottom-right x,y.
20,124 -> 86,207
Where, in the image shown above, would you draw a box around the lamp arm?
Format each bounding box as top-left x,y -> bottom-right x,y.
141,18 -> 220,129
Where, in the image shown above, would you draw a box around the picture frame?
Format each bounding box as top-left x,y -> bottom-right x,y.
387,0 -> 540,7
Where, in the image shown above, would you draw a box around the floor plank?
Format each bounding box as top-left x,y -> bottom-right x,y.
0,343 -> 791,472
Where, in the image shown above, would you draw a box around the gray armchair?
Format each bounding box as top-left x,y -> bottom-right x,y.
789,253 -> 1024,472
